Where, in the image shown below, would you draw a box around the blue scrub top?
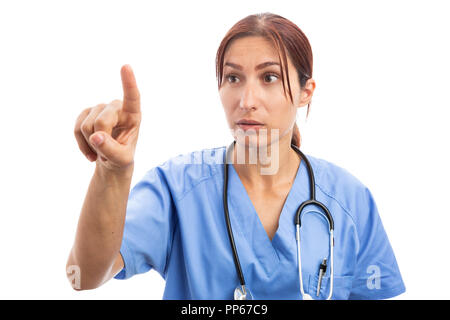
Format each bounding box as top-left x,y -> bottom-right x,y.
114,146 -> 406,300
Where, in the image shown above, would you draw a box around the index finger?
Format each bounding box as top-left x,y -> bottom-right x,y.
121,64 -> 141,113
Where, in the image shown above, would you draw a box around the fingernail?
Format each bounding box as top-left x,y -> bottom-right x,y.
91,133 -> 104,146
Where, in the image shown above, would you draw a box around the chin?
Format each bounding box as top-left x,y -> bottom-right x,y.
233,134 -> 275,150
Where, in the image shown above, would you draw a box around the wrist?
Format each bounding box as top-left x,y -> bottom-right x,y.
94,162 -> 135,182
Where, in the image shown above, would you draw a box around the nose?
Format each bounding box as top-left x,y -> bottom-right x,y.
239,81 -> 259,111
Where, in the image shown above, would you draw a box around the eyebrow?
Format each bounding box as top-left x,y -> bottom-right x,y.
224,61 -> 280,71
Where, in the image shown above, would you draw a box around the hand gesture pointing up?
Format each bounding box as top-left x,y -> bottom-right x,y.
74,65 -> 141,172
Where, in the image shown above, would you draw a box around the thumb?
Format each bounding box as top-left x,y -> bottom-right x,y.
89,131 -> 127,164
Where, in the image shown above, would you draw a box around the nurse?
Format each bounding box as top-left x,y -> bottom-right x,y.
67,12 -> 406,300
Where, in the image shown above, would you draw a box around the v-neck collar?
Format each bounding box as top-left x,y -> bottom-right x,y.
226,151 -> 309,278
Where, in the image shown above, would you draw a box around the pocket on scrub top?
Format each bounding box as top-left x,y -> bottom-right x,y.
307,273 -> 353,300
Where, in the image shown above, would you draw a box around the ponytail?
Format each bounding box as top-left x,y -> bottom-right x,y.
291,122 -> 301,148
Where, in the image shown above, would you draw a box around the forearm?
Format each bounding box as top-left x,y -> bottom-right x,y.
66,164 -> 134,290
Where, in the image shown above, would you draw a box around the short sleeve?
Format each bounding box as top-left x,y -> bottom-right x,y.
114,166 -> 177,280
348,187 -> 406,299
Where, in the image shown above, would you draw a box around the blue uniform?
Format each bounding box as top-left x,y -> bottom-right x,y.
114,145 -> 406,300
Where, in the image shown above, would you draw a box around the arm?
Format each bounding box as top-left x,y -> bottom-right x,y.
67,64 -> 141,290
66,164 -> 133,290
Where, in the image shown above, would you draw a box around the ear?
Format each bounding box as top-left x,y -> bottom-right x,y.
298,79 -> 316,108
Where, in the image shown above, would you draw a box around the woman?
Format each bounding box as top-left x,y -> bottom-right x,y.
67,12 -> 405,300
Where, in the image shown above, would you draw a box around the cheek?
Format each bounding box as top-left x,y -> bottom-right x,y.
219,91 -> 235,123
265,93 -> 290,114
267,100 -> 296,127
219,88 -> 234,107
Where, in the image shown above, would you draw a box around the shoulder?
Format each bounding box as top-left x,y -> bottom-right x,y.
305,154 -> 371,221
146,145 -> 226,201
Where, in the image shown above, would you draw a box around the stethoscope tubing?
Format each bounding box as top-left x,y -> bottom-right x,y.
223,142 -> 246,289
223,140 -> 334,300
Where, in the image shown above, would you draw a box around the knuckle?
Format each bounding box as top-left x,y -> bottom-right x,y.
80,122 -> 90,135
126,92 -> 140,103
93,103 -> 106,113
74,108 -> 91,132
74,123 -> 81,134
94,117 -> 107,129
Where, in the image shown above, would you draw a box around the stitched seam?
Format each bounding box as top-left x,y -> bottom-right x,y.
315,182 -> 358,233
161,146 -> 224,278
175,169 -> 221,202
163,164 -> 220,277
162,147 -> 224,275
316,181 -> 362,266
311,157 -> 362,251
163,212 -> 178,278
173,147 -> 224,202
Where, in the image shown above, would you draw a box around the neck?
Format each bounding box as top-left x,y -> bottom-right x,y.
232,135 -> 301,190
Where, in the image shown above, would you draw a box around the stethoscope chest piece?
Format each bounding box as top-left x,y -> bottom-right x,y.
234,285 -> 253,300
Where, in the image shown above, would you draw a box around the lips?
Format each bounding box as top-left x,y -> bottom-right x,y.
236,119 -> 265,132
236,119 -> 264,125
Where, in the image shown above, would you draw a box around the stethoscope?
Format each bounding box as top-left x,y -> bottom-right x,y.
223,140 -> 335,300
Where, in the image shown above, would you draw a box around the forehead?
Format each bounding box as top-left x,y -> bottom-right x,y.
223,35 -> 296,73
224,36 -> 279,62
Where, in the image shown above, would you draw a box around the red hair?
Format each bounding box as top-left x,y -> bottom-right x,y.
216,12 -> 314,148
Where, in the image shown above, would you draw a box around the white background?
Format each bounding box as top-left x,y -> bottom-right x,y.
0,0 -> 449,299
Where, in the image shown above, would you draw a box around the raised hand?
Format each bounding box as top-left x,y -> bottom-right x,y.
74,65 -> 141,172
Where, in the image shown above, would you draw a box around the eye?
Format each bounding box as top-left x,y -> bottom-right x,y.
264,73 -> 279,83
225,74 -> 240,84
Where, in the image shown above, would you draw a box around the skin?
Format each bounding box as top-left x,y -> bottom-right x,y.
67,36 -> 318,288
67,65 -> 140,289
219,35 -> 316,190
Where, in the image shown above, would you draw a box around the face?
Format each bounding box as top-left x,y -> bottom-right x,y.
219,35 -> 314,149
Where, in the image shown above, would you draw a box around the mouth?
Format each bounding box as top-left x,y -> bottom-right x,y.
236,121 -> 265,132
236,119 -> 264,125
